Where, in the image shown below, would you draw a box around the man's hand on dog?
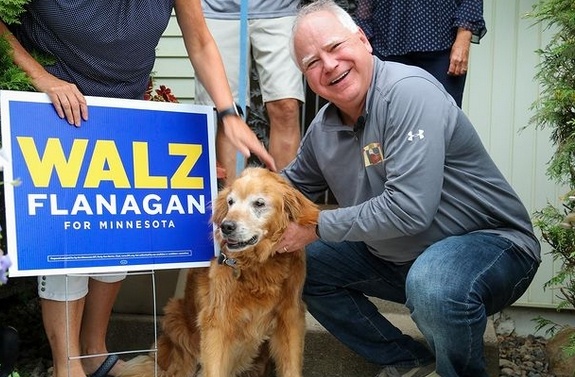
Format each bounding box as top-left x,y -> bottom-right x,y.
276,222 -> 318,253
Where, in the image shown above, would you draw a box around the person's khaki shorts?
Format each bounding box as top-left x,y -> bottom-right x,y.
195,16 -> 305,106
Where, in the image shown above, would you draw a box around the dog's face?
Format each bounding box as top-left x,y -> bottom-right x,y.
212,167 -> 317,260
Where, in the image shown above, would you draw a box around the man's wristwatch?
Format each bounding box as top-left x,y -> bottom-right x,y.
217,103 -> 244,122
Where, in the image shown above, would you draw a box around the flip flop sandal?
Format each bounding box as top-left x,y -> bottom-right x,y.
89,354 -> 119,377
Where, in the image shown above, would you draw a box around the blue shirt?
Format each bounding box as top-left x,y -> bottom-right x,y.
10,0 -> 174,99
353,0 -> 487,57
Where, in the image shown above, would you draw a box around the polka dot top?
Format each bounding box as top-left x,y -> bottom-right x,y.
353,0 -> 487,57
10,0 -> 175,99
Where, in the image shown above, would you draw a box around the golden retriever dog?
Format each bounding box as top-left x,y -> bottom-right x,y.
119,167 -> 319,377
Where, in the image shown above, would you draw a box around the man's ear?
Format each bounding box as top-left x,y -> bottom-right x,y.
357,27 -> 373,54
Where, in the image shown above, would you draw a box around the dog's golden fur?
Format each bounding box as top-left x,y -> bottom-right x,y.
119,167 -> 319,377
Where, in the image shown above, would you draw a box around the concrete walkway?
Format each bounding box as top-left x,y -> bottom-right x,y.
107,298 -> 499,377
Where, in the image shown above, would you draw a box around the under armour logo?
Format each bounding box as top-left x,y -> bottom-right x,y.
407,130 -> 425,141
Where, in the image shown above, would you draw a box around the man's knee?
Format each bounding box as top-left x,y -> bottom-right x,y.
405,260 -> 469,310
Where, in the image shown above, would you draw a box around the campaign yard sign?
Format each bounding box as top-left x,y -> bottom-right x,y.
0,90 -> 219,276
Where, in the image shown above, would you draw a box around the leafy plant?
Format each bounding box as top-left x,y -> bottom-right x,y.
0,0 -> 30,25
566,333 -> 575,357
532,194 -> 575,309
0,0 -> 34,92
144,76 -> 179,103
528,0 -> 575,186
527,0 -> 575,351
0,39 -> 33,91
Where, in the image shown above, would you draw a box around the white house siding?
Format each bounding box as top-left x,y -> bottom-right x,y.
463,0 -> 562,309
152,1 -> 566,309
153,14 -> 196,103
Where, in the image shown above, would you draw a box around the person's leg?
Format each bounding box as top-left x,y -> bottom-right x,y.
406,233 -> 539,377
38,275 -> 88,377
409,50 -> 466,107
303,240 -> 434,366
265,99 -> 301,170
251,16 -> 304,171
42,299 -> 86,377
39,274 -> 126,377
80,277 -> 125,376
39,275 -> 88,377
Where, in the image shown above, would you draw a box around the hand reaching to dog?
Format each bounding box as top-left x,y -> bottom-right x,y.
276,222 -> 318,254
220,116 -> 277,172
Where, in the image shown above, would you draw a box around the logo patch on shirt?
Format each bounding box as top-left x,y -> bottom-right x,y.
407,130 -> 425,141
363,142 -> 384,167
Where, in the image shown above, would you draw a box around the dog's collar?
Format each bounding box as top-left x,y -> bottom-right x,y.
218,252 -> 241,279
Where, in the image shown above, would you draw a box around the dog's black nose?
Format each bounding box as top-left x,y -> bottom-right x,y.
220,220 -> 236,235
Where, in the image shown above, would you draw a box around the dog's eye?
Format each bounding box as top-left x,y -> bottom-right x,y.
227,198 -> 235,206
254,198 -> 266,208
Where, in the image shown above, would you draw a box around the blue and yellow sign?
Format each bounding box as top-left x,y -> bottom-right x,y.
0,90 -> 218,276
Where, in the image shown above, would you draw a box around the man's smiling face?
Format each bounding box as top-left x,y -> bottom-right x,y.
293,10 -> 373,117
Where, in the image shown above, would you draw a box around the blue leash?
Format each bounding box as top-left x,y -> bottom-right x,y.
236,0 -> 249,176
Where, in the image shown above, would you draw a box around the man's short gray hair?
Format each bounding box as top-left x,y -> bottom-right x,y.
289,0 -> 360,67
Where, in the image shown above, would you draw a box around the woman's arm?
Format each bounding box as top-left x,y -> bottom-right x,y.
173,0 -> 276,172
449,0 -> 486,76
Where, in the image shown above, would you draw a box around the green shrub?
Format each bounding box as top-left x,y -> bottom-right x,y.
528,0 -> 575,354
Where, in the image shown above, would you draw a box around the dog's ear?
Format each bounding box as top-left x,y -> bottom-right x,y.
282,183 -> 319,227
211,186 -> 230,225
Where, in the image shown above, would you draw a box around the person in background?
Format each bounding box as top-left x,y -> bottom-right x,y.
0,2 -> 275,377
195,0 -> 305,184
275,1 -> 540,376
353,0 -> 486,107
